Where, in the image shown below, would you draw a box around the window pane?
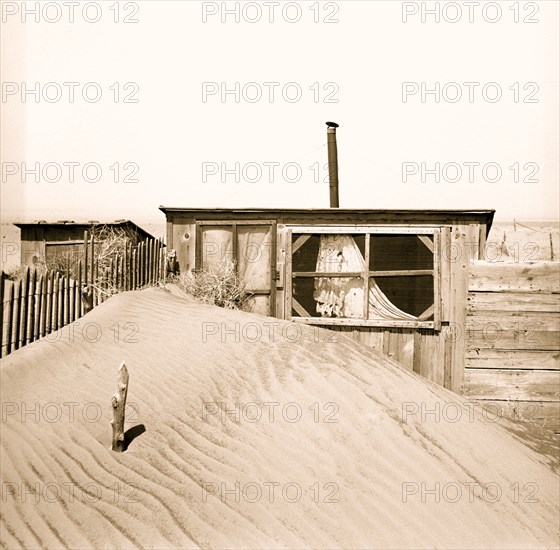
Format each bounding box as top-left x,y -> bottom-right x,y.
201,227 -> 233,267
369,275 -> 433,319
369,235 -> 433,271
237,226 -> 271,290
292,233 -> 365,272
292,276 -> 364,319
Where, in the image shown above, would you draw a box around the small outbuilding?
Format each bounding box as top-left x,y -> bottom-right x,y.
160,206 -> 495,394
14,219 -> 157,268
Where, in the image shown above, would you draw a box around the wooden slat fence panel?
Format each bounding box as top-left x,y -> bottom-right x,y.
465,260 -> 560,433
1,236 -> 165,357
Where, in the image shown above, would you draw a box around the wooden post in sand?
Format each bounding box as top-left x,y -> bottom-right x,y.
111,361 -> 129,452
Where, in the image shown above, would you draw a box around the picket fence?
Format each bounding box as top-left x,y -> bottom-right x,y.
1,231 -> 167,357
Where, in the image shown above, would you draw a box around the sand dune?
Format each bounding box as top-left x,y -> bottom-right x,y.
1,287 -> 558,549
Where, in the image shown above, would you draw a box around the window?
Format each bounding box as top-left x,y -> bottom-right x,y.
286,227 -> 440,329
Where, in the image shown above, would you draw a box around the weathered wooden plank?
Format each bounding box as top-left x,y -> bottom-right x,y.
466,313 -> 560,333
13,280 -> 21,350
115,253 -> 120,292
19,267 -> 29,349
463,369 -> 560,401
27,268 -> 36,344
467,291 -> 560,313
466,349 -> 560,370
148,239 -> 153,284
0,274 -> 3,355
3,281 -> 14,356
433,230 -> 441,330
352,328 -> 384,353
467,328 -> 560,351
89,234 -> 95,290
69,279 -> 75,324
363,234 -> 370,320
383,329 -> 414,369
45,272 -> 53,335
443,324 -> 453,390
413,331 -> 445,385
440,227 -> 451,321
469,261 -> 560,293
83,231 -> 89,286
467,399 -> 560,432
132,248 -> 137,290
57,275 -> 64,330
412,331 -> 423,376
52,273 -> 59,331
450,225 -> 469,393
64,269 -> 70,326
37,275 -> 45,339
76,260 -> 82,319
468,223 -> 480,262
284,230 -> 293,320
293,317 -> 435,329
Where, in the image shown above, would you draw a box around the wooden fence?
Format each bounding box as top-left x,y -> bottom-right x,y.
1,231 -> 167,358
463,261 -> 560,433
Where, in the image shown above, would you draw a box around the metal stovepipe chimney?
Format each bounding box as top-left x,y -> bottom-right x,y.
326,121 -> 340,207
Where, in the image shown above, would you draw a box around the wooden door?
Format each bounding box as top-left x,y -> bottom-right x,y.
196,221 -> 277,316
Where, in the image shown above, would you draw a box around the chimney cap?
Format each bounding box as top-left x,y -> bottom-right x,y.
326,121 -> 339,128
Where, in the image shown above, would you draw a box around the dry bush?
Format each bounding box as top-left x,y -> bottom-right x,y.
88,225 -> 143,298
174,262 -> 251,310
6,225 -> 142,290
90,225 -> 141,265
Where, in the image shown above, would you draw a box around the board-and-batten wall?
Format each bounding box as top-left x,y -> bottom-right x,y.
463,261 -> 560,433
168,215 -> 488,395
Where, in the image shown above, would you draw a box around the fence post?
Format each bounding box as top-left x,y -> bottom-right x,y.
13,280 -> 21,351
45,271 -> 52,335
150,240 -> 155,284
52,273 -> 59,331
96,254 -> 101,306
114,253 -> 119,292
83,231 -> 89,287
60,275 -> 66,330
90,233 -> 95,292
0,274 -> 4,355
156,239 -> 161,283
144,239 -> 148,286
4,281 -> 14,356
138,244 -> 141,288
38,274 -> 45,338
77,260 -> 83,318
19,267 -> 29,349
69,277 -> 75,324
111,361 -> 129,452
64,268 -> 70,327
132,248 -> 137,290
28,268 -> 36,344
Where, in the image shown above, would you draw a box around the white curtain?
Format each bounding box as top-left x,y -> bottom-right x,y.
313,235 -> 416,320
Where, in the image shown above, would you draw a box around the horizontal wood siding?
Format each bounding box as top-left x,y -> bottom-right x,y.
469,262 -> 560,293
465,261 -> 560,433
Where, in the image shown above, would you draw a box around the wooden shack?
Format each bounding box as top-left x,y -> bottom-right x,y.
160,208 -> 492,383
14,220 -> 157,268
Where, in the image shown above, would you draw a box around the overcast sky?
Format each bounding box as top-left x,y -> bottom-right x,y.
1,0 -> 558,222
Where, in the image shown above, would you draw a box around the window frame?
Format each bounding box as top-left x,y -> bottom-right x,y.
285,225 -> 441,330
